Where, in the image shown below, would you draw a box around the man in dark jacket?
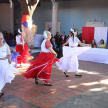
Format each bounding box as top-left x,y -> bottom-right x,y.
51,37 -> 60,58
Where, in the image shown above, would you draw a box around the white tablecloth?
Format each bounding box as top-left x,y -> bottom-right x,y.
78,48 -> 108,64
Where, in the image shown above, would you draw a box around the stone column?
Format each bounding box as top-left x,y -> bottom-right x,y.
52,1 -> 59,37
9,3 -> 14,33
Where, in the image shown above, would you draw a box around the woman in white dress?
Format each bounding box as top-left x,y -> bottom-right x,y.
0,32 -> 19,98
56,29 -> 91,77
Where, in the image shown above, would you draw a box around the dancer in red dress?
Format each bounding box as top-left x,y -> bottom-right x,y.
23,31 -> 59,86
15,29 -> 33,66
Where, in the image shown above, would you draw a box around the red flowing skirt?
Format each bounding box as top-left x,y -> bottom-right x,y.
16,43 -> 33,64
23,52 -> 59,82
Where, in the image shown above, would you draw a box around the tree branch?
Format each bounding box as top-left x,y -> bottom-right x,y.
20,0 -> 39,18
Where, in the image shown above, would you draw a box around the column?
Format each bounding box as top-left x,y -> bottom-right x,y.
52,1 -> 59,36
9,3 -> 14,33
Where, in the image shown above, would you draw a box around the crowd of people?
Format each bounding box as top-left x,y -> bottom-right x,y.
50,31 -> 82,58
82,39 -> 108,49
0,30 -> 18,46
50,31 -> 108,59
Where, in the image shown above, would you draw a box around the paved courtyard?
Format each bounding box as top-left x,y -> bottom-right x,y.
0,53 -> 108,108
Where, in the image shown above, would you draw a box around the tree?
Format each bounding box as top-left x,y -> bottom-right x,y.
19,0 -> 39,48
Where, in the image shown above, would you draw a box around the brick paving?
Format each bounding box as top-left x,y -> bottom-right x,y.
0,53 -> 108,108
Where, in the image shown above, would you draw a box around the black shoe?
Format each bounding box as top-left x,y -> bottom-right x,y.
0,93 -> 4,98
75,74 -> 82,77
64,72 -> 69,77
44,83 -> 52,86
1,93 -> 4,96
35,77 -> 38,85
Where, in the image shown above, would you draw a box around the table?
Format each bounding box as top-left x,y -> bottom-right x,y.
78,48 -> 108,64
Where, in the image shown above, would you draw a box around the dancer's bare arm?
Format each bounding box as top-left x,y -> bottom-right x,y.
22,40 -> 24,50
6,44 -> 11,64
78,42 -> 91,47
7,54 -> 11,64
63,40 -> 69,46
48,47 -> 57,57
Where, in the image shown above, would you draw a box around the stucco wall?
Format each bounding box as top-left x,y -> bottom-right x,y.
0,3 -> 14,33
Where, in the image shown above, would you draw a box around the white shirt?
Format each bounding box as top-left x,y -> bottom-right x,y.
68,37 -> 80,47
0,43 -> 11,58
16,35 -> 22,45
41,39 -> 51,53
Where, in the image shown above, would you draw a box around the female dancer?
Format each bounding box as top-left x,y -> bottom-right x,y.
3,38 -> 20,67
56,29 -> 91,77
0,32 -> 18,98
16,29 -> 33,66
23,31 -> 59,86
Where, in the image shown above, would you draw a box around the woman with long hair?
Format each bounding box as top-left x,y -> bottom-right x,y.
91,39 -> 97,48
56,28 -> 91,77
97,39 -> 106,48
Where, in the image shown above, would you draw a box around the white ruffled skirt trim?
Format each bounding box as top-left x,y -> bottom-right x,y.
0,59 -> 19,91
56,46 -> 91,72
56,56 -> 78,72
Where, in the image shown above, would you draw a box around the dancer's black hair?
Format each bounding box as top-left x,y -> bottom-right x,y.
71,29 -> 77,42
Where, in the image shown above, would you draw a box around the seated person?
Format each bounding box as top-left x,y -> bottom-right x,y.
91,39 -> 97,48
97,39 -> 106,48
51,37 -> 60,58
82,39 -> 87,44
105,44 -> 108,49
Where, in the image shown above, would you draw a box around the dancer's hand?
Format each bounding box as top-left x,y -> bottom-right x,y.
29,50 -> 33,53
8,60 -> 11,64
62,44 -> 65,47
55,53 -> 57,58
87,44 -> 91,47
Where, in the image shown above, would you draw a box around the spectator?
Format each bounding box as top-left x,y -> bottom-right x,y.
1,30 -> 4,34
105,44 -> 108,49
51,37 -> 60,58
97,39 -> 106,48
3,31 -> 7,40
67,31 -> 72,39
61,31 -> 67,45
91,39 -> 97,48
55,32 -> 61,49
7,30 -> 14,40
77,33 -> 82,41
6,30 -> 14,46
82,39 -> 87,44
